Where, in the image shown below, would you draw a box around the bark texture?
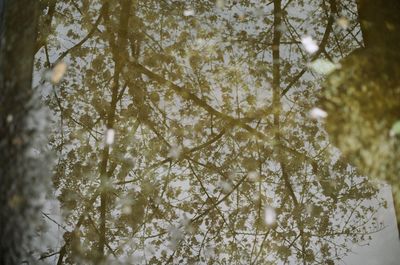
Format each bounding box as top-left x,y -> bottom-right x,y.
0,1 -> 41,264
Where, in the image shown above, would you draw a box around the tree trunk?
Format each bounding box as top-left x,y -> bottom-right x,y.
323,0 -> 400,238
356,0 -> 400,237
356,0 -> 400,49
0,1 -> 40,264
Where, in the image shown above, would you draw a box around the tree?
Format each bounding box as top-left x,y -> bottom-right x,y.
322,0 -> 400,233
33,0 -> 386,264
0,1 -> 46,264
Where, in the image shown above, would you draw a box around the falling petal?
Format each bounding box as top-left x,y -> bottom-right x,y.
301,36 -> 319,54
276,23 -> 287,33
336,17 -> 349,30
390,120 -> 400,137
168,144 -> 182,160
183,9 -> 195,16
6,114 -> 13,123
181,214 -> 190,227
51,62 -> 67,84
168,225 -> 183,250
181,216 -> 194,233
219,180 -> 232,193
309,59 -> 341,75
105,128 -> 115,145
264,206 -> 276,225
309,107 -> 328,119
122,205 -> 132,215
247,171 -> 259,182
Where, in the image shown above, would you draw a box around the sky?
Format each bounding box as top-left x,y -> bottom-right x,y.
343,184 -> 400,265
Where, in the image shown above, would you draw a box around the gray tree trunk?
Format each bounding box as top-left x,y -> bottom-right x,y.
0,1 -> 41,264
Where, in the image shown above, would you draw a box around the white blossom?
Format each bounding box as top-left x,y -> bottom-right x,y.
51,62 -> 67,84
247,171 -> 259,182
168,144 -> 182,160
6,114 -> 13,123
389,121 -> 400,137
264,206 -> 276,225
309,59 -> 341,75
301,36 -> 319,54
219,180 -> 232,193
336,17 -> 349,29
105,128 -> 115,145
122,205 -> 132,215
168,225 -> 184,250
309,107 -> 328,119
183,9 -> 195,16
